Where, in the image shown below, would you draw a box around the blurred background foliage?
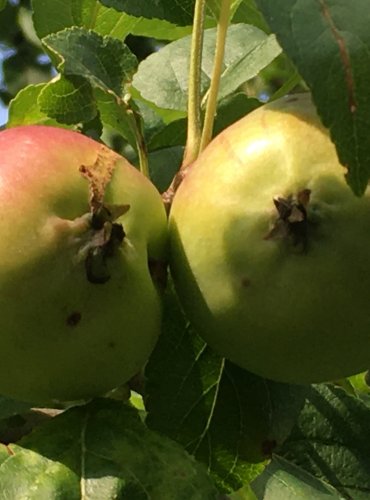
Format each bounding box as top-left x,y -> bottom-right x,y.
0,0 -> 162,126
0,0 -> 52,110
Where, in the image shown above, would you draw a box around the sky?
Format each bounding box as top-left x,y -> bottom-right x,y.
0,52 -> 8,126
0,101 -> 8,127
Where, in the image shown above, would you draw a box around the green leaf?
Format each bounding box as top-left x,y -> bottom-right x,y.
7,84 -> 73,128
43,27 -> 137,96
251,456 -> 343,499
348,371 -> 370,397
213,93 -> 260,135
38,75 -> 97,124
231,0 -> 269,32
148,93 -> 260,150
0,0 -> 7,12
146,146 -> 184,193
255,0 -> 370,196
31,28 -> 141,140
0,397 -> 30,421
145,287 -> 308,493
125,17 -> 193,41
95,88 -> 137,148
280,384 -> 370,499
99,0 -> 195,26
0,399 -> 219,499
133,24 -> 281,112
32,0 -> 194,41
32,0 -> 132,40
206,0 -> 243,20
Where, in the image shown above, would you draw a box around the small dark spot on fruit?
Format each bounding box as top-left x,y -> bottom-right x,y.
261,439 -> 277,457
241,277 -> 251,288
108,341 -> 116,349
67,312 -> 82,327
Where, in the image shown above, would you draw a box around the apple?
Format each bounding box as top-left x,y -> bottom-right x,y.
0,125 -> 168,403
169,93 -> 370,384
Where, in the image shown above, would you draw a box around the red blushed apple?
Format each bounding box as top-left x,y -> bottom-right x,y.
169,93 -> 370,384
0,125 -> 168,404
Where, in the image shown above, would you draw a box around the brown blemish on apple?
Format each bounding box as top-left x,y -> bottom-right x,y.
79,146 -> 119,212
241,277 -> 251,288
66,311 -> 82,327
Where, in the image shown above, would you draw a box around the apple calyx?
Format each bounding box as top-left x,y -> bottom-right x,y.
78,148 -> 131,284
84,203 -> 130,284
265,189 -> 311,252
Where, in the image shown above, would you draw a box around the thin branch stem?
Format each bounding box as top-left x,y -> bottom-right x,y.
182,0 -> 206,167
199,0 -> 232,152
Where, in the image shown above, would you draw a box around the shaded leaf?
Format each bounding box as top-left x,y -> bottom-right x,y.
280,384 -> 370,499
39,75 -> 97,124
0,399 -> 220,499
32,0 -> 133,40
148,93 -> 260,150
231,0 -> 269,32
145,287 -> 308,493
213,93 -> 260,135
0,410 -> 58,447
133,24 -> 281,112
146,146 -> 184,193
255,0 -> 370,195
207,0 -> 244,20
0,397 -> 30,422
0,0 -> 6,12
43,27 -> 137,96
99,0 -> 195,26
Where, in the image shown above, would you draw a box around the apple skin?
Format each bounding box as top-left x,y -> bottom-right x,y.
0,125 -> 167,404
169,93 -> 370,384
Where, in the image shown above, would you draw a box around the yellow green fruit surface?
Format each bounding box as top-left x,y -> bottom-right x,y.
0,125 -> 167,403
170,94 -> 370,384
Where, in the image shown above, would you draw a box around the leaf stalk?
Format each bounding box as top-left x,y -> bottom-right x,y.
182,0 -> 207,167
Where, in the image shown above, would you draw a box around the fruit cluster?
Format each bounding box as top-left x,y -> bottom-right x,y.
1,93 -> 368,403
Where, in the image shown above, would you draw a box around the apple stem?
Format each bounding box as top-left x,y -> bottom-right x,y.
135,128 -> 150,179
199,0 -> 232,152
162,0 -> 232,212
182,0 -> 207,167
123,97 -> 150,179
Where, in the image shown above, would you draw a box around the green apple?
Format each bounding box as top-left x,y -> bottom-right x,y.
0,125 -> 167,403
169,93 -> 370,384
